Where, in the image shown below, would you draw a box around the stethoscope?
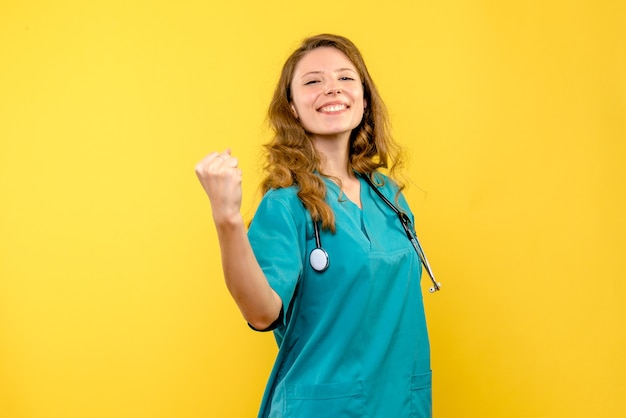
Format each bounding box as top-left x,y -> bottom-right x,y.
309,174 -> 442,293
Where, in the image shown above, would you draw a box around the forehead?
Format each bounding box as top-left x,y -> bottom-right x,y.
293,47 -> 357,75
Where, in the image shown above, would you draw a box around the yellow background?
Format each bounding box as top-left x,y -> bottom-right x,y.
1,1 -> 625,417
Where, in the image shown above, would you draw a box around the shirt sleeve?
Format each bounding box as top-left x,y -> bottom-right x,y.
247,190 -> 306,330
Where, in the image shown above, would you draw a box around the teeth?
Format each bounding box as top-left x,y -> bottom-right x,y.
320,104 -> 346,112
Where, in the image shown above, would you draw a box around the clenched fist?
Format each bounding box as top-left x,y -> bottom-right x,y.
195,149 -> 243,225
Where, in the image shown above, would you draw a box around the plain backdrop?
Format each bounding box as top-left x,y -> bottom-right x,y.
1,1 -> 625,417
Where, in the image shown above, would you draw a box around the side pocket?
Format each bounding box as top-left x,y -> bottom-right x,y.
411,371 -> 433,418
285,381 -> 364,418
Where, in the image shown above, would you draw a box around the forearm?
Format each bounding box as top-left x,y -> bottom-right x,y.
195,150 -> 281,329
215,215 -> 282,330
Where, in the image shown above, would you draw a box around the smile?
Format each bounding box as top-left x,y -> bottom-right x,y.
318,104 -> 347,113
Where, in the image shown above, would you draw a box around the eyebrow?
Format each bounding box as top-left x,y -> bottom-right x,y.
300,68 -> 358,79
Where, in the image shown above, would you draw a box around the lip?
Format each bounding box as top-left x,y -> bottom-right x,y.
317,101 -> 350,113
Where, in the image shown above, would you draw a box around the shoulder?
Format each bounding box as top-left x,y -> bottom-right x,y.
366,171 -> 413,214
369,172 -> 401,194
252,186 -> 309,225
261,186 -> 304,210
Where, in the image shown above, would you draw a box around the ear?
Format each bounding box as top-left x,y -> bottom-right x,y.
363,98 -> 368,109
290,103 -> 299,119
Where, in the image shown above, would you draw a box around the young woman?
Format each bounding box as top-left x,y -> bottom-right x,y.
195,33 -> 433,417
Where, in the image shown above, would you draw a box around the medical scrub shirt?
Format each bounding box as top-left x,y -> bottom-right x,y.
248,173 -> 432,418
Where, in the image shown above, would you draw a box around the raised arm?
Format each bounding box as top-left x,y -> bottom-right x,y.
195,150 -> 282,330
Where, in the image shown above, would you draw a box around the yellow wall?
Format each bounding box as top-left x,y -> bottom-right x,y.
1,1 -> 624,417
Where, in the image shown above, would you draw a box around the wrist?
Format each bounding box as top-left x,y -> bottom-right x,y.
213,212 -> 244,230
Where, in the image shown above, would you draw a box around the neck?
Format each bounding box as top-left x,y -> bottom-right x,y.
312,133 -> 353,180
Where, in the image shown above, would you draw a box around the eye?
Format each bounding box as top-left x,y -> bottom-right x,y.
304,79 -> 320,85
339,76 -> 355,81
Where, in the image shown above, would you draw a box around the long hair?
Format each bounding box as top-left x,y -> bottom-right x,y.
262,33 -> 404,232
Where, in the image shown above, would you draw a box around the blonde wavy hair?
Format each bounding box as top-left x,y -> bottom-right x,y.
262,34 -> 404,232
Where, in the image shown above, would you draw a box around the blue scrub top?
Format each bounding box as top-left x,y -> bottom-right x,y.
248,173 -> 432,418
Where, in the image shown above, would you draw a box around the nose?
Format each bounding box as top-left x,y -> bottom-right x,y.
325,83 -> 341,95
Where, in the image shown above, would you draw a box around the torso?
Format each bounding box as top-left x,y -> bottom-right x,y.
248,173 -> 432,418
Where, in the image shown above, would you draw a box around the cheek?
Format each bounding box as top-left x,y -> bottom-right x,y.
351,87 -> 365,106
300,90 -> 319,106
291,91 -> 313,113
355,93 -> 366,113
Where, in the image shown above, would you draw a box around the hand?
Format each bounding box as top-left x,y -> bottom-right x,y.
195,149 -> 243,224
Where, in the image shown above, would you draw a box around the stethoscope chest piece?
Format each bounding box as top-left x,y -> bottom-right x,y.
310,220 -> 329,272
309,247 -> 329,272
307,175 -> 442,293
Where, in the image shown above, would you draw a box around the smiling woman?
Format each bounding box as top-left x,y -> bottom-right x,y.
2,1 -> 625,417
195,34 -> 433,418
289,47 -> 367,143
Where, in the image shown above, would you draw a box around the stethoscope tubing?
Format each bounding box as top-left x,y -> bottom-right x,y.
309,173 -> 441,293
360,173 -> 441,293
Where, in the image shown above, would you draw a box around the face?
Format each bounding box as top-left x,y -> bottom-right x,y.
290,47 -> 366,142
